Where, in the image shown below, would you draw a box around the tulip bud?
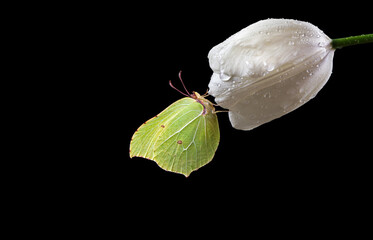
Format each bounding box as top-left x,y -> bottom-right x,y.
208,19 -> 335,130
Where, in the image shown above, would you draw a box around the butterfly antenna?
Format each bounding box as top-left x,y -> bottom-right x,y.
178,71 -> 191,96
169,80 -> 189,97
169,71 -> 193,97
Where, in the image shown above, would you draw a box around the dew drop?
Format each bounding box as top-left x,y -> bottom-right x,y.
267,64 -> 275,72
220,72 -> 231,81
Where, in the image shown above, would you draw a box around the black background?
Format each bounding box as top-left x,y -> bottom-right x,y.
25,2 -> 372,233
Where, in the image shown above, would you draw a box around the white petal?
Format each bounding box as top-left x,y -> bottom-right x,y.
228,51 -> 334,130
208,19 -> 335,130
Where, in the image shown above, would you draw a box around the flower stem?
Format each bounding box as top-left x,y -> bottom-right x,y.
332,34 -> 373,49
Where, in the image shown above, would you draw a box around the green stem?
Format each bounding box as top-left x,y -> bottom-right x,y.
332,34 -> 373,49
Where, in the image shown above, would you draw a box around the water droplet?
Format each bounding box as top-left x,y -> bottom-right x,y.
217,83 -> 221,87
288,41 -> 295,46
263,92 -> 271,98
220,72 -> 231,81
267,64 -> 275,72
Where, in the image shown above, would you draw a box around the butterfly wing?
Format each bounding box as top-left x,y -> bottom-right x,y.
130,97 -> 193,160
130,96 -> 220,177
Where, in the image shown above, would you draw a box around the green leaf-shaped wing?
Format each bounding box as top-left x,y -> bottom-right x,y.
130,95 -> 219,177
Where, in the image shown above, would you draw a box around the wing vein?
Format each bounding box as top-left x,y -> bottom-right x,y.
157,111 -> 202,148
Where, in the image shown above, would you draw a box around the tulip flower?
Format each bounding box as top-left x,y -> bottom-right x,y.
208,19 -> 373,130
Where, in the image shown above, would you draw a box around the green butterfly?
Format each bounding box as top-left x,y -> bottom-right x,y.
130,73 -> 220,177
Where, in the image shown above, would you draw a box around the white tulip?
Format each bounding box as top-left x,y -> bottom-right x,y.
208,19 -> 335,130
